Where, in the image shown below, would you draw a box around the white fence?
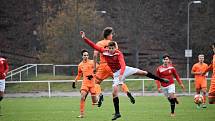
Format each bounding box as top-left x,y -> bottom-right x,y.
5,78 -> 202,98
6,64 -> 78,81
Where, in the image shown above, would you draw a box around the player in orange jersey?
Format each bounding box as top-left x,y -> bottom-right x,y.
0,56 -> 9,116
94,27 -> 135,106
203,43 -> 215,104
72,49 -> 99,118
191,54 -> 208,108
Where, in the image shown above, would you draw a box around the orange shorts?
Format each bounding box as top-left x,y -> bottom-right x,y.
95,63 -> 113,84
195,80 -> 207,90
80,84 -> 96,96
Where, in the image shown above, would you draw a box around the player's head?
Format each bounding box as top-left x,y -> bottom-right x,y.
103,27 -> 114,40
212,43 -> 215,53
198,54 -> 204,63
108,41 -> 117,54
162,54 -> 170,66
81,49 -> 89,61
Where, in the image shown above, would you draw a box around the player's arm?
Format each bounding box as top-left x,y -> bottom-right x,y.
118,52 -> 126,81
203,63 -> 212,75
172,68 -> 185,91
80,31 -> 104,53
93,50 -> 99,73
73,65 -> 83,88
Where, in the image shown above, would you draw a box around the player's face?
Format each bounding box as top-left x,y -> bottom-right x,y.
198,55 -> 204,63
108,46 -> 116,54
163,57 -> 170,65
82,52 -> 89,60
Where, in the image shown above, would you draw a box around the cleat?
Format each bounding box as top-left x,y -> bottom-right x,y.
170,113 -> 175,117
127,92 -> 135,104
202,104 -> 207,108
112,113 -> 121,120
77,115 -> 84,118
98,94 -> 104,107
196,104 -> 201,109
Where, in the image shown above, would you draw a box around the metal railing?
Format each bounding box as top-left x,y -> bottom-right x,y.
5,78 -> 208,98
6,64 -> 78,81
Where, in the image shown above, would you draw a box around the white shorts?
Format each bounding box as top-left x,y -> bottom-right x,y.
112,66 -> 140,87
162,84 -> 175,97
0,79 -> 5,92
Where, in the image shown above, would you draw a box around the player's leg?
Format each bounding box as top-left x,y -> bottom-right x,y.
112,85 -> 121,120
135,70 -> 168,83
166,84 -> 176,116
201,80 -> 207,108
121,84 -> 135,104
208,80 -> 215,104
78,87 -> 88,118
89,86 -> 98,105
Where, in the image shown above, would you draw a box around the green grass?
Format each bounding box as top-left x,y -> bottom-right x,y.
1,96 -> 215,121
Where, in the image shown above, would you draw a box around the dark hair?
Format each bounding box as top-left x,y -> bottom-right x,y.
81,49 -> 88,56
162,54 -> 170,59
103,27 -> 113,39
108,41 -> 117,47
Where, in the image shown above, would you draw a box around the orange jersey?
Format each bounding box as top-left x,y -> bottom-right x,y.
192,63 -> 208,82
75,59 -> 95,87
96,39 -> 111,63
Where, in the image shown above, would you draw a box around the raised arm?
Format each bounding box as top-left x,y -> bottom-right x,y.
80,31 -> 104,53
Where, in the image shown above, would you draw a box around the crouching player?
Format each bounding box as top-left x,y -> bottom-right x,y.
156,55 -> 185,117
72,49 -> 99,118
80,31 -> 168,120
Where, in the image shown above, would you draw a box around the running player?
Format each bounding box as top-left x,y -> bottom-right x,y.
94,27 -> 135,106
72,49 -> 98,118
0,56 -> 9,116
80,31 -> 168,120
203,43 -> 215,104
155,55 -> 185,117
191,54 -> 208,108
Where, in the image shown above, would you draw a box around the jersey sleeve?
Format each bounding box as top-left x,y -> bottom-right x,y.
172,67 -> 182,85
191,64 -> 197,72
75,64 -> 82,81
118,52 -> 126,76
4,59 -> 9,73
83,37 -> 104,52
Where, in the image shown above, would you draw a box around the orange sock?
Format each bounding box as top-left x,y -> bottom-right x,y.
121,83 -> 129,93
80,100 -> 85,114
95,84 -> 102,95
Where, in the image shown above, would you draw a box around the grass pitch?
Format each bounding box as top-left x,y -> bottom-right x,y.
0,96 -> 215,121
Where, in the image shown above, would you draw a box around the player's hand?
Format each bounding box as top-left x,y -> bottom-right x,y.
158,88 -> 162,93
80,31 -> 85,38
180,84 -> 185,92
119,75 -> 123,81
72,81 -> 76,88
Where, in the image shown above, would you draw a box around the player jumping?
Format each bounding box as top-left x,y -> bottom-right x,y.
80,31 -> 168,120
94,27 -> 135,106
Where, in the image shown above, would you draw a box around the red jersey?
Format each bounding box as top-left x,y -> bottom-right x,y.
83,37 -> 126,75
156,65 -> 182,87
0,57 -> 9,79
